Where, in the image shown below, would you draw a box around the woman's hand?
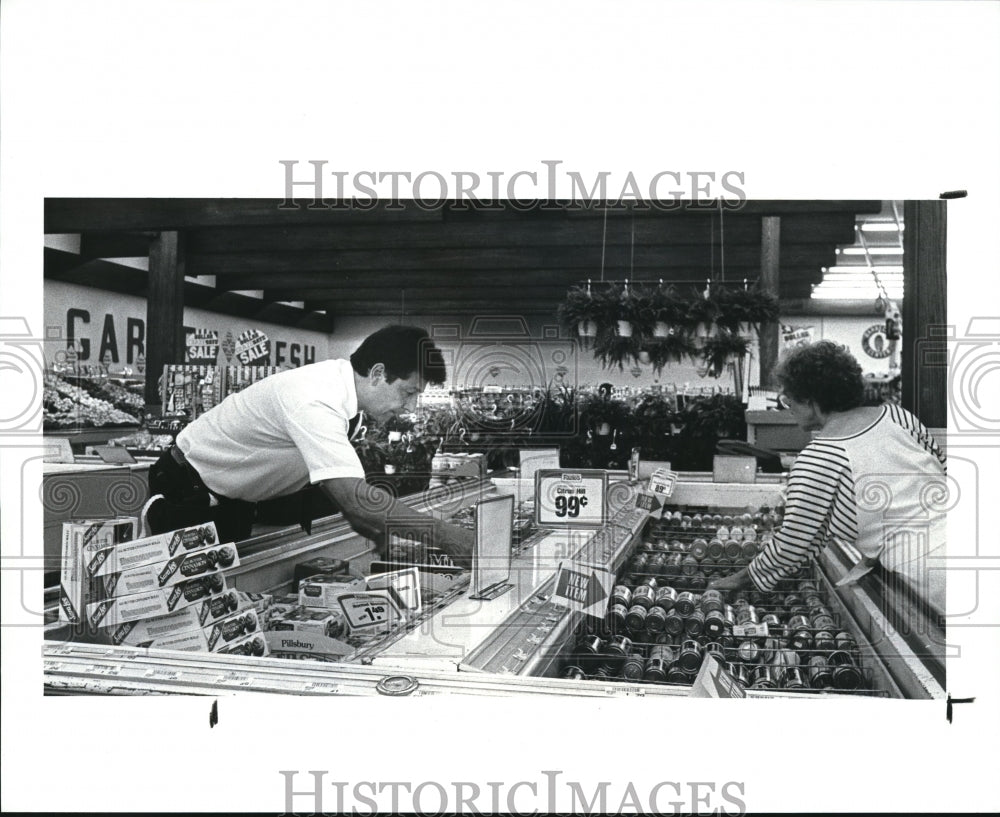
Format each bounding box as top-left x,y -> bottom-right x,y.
708,567 -> 752,592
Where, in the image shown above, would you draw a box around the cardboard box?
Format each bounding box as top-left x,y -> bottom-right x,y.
297,575 -> 364,609
269,605 -> 347,639
264,631 -> 353,662
234,590 -> 272,618
216,632 -> 269,657
293,557 -> 350,589
59,517 -> 138,624
146,626 -> 267,657
95,543 -> 238,598
85,523 -> 219,577
108,588 -> 243,645
115,607 -> 262,652
85,574 -> 228,629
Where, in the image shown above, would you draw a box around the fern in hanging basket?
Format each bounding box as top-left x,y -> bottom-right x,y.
606,283 -> 651,339
685,287 -> 720,338
557,285 -> 607,340
647,284 -> 690,336
700,329 -> 751,378
645,332 -> 698,375
594,331 -> 640,371
715,284 -> 780,334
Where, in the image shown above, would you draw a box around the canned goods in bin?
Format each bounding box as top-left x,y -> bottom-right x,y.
654,586 -> 678,611
814,630 -> 836,651
666,665 -> 689,684
681,555 -> 700,577
631,584 -> 656,610
705,641 -> 726,662
621,653 -> 645,681
739,541 -> 757,561
645,606 -> 667,634
790,629 -> 813,652
829,651 -> 863,690
625,605 -> 648,633
784,667 -> 808,690
689,573 -> 708,591
751,665 -> 777,689
664,609 -> 685,636
690,538 -> 709,559
562,665 -> 586,681
787,614 -> 811,632
643,657 -> 668,683
736,605 -> 759,626
611,585 -> 633,608
605,635 -> 633,668
706,538 -> 725,561
737,640 -> 761,664
678,639 -> 703,672
700,589 -> 725,615
606,603 -> 628,633
835,631 -> 858,651
675,591 -> 698,617
727,662 -> 750,688
684,609 -> 706,637
808,655 -> 833,689
704,610 -> 726,639
724,540 -> 743,560
650,644 -> 676,665
812,612 -> 836,632
576,635 -> 604,670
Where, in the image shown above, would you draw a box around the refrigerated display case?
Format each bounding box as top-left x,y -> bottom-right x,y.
43,472 -> 945,699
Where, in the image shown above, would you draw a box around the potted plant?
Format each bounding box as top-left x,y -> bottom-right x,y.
645,332 -> 697,376
700,328 -> 751,378
558,283 -> 606,346
580,391 -> 628,436
714,284 -> 779,335
686,286 -> 720,343
647,284 -> 689,337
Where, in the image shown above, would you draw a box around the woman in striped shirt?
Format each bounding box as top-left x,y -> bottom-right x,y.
709,341 -> 946,614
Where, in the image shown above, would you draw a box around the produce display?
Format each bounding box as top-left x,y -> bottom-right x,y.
562,505 -> 877,695
43,373 -> 141,429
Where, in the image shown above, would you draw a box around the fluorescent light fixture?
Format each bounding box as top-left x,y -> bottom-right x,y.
860,223 -> 904,232
826,265 -> 904,274
840,247 -> 903,255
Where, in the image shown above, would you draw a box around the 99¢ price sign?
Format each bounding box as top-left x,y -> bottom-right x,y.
534,469 -> 607,529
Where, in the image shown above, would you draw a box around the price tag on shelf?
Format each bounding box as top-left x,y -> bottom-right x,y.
366,567 -> 422,612
647,468 -> 678,498
337,591 -> 404,635
534,469 -> 607,529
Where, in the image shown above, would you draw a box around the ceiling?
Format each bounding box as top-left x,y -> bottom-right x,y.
44,199 -> 885,331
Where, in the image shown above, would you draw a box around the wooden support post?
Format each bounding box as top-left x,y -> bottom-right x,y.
902,201 -> 947,427
759,216 -> 781,387
146,231 -> 186,407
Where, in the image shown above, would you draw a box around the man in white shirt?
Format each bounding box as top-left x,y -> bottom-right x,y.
147,325 -> 474,567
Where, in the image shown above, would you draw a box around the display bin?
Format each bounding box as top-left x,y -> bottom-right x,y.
43,472 -> 944,699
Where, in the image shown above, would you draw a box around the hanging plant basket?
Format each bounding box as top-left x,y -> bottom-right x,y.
616,320 -> 634,338
700,330 -> 751,378
594,333 -> 640,371
645,332 -> 698,375
715,284 -> 780,335
652,321 -> 671,338
685,287 -> 720,343
558,285 -> 610,348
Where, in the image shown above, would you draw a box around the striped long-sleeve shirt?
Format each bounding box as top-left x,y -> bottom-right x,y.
748,404 -> 947,599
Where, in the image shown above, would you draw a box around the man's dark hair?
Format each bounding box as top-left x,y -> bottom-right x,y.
775,340 -> 865,413
350,325 -> 447,384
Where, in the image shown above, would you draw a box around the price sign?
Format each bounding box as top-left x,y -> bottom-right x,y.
366,567 -> 422,612
337,591 -> 404,634
534,469 -> 607,529
647,467 -> 678,498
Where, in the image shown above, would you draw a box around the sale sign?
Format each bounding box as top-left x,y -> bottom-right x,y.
186,329 -> 219,364
534,469 -> 607,528
235,329 -> 270,365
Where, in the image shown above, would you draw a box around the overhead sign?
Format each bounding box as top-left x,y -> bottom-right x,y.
550,562 -> 613,617
534,469 -> 607,528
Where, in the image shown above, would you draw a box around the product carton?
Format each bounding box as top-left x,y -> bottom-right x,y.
108,588 -> 243,645
268,605 -> 347,639
95,542 -> 239,598
297,574 -> 364,609
85,523 -> 219,577
85,574 -> 228,629
59,517 -> 138,624
116,607 -> 262,652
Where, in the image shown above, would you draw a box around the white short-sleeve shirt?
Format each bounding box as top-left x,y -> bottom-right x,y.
176,359 -> 365,502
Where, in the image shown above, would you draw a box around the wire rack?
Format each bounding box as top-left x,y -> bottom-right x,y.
561,504 -> 888,696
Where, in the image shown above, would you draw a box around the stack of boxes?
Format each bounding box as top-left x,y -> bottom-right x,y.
60,519 -> 268,657
265,557 -> 357,641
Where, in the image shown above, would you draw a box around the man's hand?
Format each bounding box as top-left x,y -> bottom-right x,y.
708,567 -> 752,593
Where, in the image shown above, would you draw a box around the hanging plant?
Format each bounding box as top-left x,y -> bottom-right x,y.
645,332 -> 698,375
610,283 -> 651,339
700,329 -> 751,378
715,284 -> 780,334
557,284 -> 607,345
685,286 -> 720,341
593,332 -> 640,371
647,284 -> 690,337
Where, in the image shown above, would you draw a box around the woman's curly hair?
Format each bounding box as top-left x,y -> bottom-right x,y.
775,340 -> 865,413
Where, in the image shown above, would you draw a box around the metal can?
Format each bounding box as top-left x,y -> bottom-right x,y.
813,630 -> 836,651
704,641 -> 726,663
787,614 -> 812,632
665,552 -> 685,577
704,610 -> 726,639
724,540 -> 743,560
790,628 -> 813,652
684,610 -> 706,637
739,541 -> 758,561
664,609 -> 686,636
562,665 -> 586,681
654,586 -> 678,612
629,554 -> 649,574
783,592 -> 804,608
751,665 -> 777,689
689,573 -> 709,591
808,655 -> 833,689
770,648 -> 800,685
690,538 -> 709,560
811,611 -> 836,632
835,631 -> 858,651
681,555 -> 700,577
643,657 -> 668,683
649,553 -> 668,577
606,603 -> 628,633
737,640 -> 761,664
724,604 -> 737,627
625,604 -> 648,633
621,653 -> 645,681
727,662 -> 750,689
611,585 -> 633,609
760,613 -> 784,638
804,593 -> 825,609
605,635 -> 633,669
700,589 -> 725,615
736,605 -> 759,626
706,538 -> 725,561
829,651 -> 863,690
675,591 -> 698,617
631,584 -> 657,610
592,666 -> 612,680
759,637 -> 781,664
716,526 -> 730,540
645,605 -> 667,634
783,666 -> 808,690
650,644 -> 676,665
678,639 -> 703,672
576,635 -> 604,670
666,665 -> 689,684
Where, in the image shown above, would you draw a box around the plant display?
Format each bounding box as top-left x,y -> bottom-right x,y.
714,284 -> 780,334
700,330 -> 751,378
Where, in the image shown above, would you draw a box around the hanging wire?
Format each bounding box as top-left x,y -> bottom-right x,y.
600,204 -> 608,283
718,198 -> 726,282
